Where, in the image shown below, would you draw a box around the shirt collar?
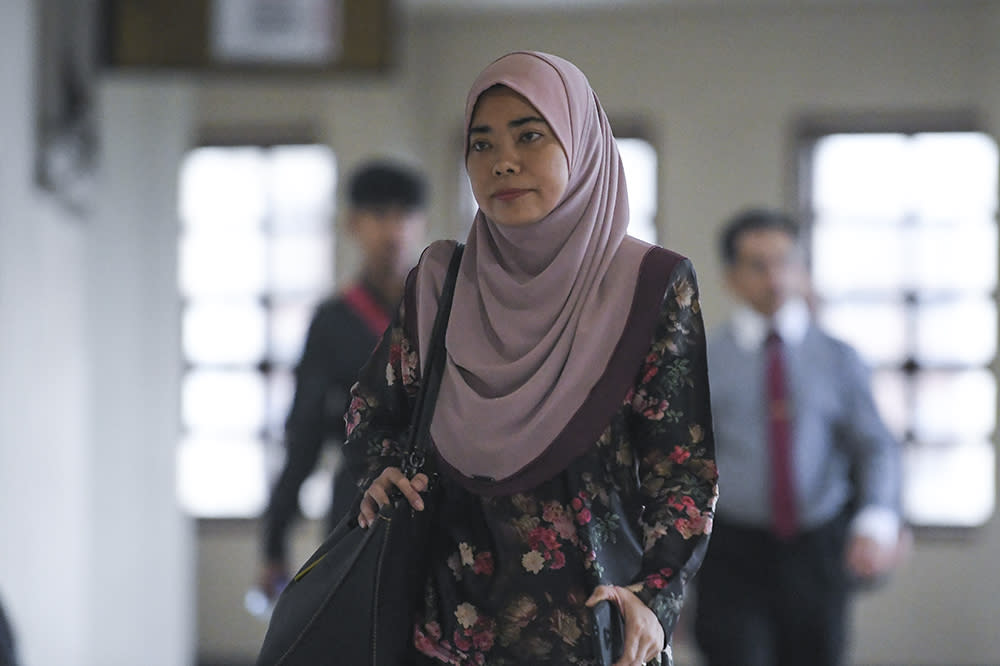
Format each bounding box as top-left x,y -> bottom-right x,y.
730,297 -> 811,351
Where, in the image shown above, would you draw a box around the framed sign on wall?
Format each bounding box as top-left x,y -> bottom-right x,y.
101,0 -> 394,74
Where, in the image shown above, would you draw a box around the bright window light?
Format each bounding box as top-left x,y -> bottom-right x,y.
617,137 -> 658,244
177,143 -> 336,518
807,130 -> 998,528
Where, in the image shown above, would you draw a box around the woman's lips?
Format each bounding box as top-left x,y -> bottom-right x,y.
493,188 -> 530,201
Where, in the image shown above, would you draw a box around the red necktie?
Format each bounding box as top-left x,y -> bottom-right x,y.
765,331 -> 797,540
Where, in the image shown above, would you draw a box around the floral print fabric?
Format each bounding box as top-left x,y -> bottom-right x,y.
345,259 -> 717,666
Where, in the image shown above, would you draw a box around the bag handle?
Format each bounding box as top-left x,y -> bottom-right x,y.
402,242 -> 464,476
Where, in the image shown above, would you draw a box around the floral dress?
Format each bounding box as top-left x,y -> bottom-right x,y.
345,259 -> 718,666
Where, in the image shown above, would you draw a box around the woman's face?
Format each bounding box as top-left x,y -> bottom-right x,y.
466,86 -> 570,227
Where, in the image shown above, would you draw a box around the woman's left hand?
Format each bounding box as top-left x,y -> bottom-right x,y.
585,584 -> 664,666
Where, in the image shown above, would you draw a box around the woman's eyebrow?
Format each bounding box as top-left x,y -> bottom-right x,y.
509,116 -> 546,128
469,116 -> 547,135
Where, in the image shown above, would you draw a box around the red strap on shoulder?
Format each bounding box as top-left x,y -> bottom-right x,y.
342,284 -> 391,337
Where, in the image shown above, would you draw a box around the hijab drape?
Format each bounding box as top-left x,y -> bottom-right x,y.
416,51 -> 650,485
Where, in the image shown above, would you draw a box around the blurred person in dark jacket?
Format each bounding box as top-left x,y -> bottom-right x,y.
257,160 -> 427,601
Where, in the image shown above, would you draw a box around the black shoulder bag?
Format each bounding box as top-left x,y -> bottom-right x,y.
257,243 -> 464,666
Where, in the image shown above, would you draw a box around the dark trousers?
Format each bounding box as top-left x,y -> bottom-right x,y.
693,513 -> 850,666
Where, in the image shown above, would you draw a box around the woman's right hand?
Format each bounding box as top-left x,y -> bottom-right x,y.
358,466 -> 429,528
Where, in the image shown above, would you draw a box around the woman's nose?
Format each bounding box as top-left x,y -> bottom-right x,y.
492,148 -> 519,176
493,161 -> 518,176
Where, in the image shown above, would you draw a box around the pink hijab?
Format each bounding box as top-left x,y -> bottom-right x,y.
416,51 -> 651,486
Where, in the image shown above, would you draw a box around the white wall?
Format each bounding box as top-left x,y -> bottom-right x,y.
0,0 -> 90,664
86,76 -> 196,666
1,0 -> 92,663
0,1 -> 195,663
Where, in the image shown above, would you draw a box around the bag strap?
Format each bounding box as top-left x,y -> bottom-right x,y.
402,242 -> 464,476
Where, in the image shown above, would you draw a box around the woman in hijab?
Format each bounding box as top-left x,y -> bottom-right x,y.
347,51 -> 717,666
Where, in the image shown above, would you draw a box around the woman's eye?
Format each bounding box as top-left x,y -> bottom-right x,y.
470,140 -> 489,152
520,131 -> 542,143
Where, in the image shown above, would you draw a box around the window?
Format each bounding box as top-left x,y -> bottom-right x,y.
801,130 -> 998,528
617,137 -> 659,244
177,144 -> 337,518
